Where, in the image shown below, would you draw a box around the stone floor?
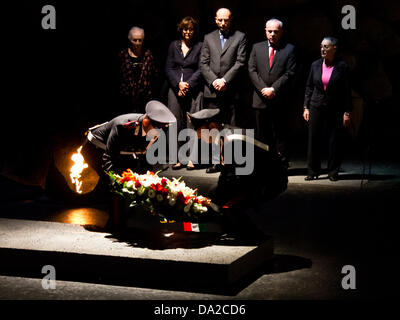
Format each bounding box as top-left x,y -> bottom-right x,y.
0,154 -> 399,301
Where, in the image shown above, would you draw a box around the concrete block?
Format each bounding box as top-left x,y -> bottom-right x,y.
0,218 -> 273,293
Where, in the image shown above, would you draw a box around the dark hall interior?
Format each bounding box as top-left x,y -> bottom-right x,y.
2,0 -> 399,187
0,0 -> 399,305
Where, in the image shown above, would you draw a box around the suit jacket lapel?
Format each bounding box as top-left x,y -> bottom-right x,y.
260,41 -> 269,72
213,30 -> 223,53
326,62 -> 339,91
176,39 -> 194,59
175,40 -> 183,58
221,32 -> 233,55
316,59 -> 323,89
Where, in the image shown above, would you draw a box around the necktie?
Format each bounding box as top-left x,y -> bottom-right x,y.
269,47 -> 275,68
220,34 -> 225,49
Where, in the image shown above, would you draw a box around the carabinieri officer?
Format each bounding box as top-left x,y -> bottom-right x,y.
82,100 -> 176,174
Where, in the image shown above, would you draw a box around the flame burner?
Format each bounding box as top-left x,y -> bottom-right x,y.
49,142 -> 100,196
70,146 -> 88,194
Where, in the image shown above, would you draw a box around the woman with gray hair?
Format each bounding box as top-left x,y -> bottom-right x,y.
303,37 -> 352,181
118,26 -> 158,114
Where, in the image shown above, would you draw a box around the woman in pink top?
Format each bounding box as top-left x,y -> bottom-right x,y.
303,37 -> 352,181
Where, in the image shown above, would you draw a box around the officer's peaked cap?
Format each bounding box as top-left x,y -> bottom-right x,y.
146,100 -> 176,123
187,108 -> 220,121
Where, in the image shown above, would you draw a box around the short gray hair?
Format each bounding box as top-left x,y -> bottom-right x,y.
323,37 -> 338,46
128,26 -> 145,40
266,18 -> 283,28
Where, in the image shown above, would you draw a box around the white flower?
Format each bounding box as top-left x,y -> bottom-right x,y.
113,171 -> 211,218
169,178 -> 187,194
126,181 -> 134,189
121,188 -> 135,195
141,178 -> 152,188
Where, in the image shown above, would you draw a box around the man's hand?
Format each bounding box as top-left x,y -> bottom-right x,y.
303,108 -> 310,122
261,87 -> 275,99
213,78 -> 227,92
343,112 -> 351,127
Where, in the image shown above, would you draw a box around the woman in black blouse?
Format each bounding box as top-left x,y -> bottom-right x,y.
303,37 -> 352,181
118,26 -> 158,114
166,16 -> 203,170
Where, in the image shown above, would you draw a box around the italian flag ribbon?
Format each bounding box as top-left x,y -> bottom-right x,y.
183,222 -> 206,232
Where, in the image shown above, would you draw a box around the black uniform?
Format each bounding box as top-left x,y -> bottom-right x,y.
187,109 -> 288,239
83,100 -> 177,175
83,114 -> 150,175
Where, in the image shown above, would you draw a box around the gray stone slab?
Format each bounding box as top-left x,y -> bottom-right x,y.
0,218 -> 273,292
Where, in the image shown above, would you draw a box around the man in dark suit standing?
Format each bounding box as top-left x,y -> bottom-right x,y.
200,8 -> 247,127
248,18 -> 296,168
199,8 -> 247,173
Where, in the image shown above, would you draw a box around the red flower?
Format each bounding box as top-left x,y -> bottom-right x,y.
177,192 -> 185,203
184,196 -> 191,205
120,176 -> 130,183
161,178 -> 167,186
120,169 -> 136,183
161,187 -> 168,196
135,181 -> 141,188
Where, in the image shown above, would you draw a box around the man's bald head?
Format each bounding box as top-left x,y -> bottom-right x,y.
215,8 -> 232,33
216,8 -> 231,17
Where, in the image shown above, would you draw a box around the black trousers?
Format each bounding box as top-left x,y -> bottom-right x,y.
307,106 -> 343,177
253,107 -> 290,161
204,96 -> 236,126
167,88 -> 202,133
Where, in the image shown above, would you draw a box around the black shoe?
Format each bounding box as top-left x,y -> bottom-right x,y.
305,174 -> 318,181
206,164 -> 222,173
186,164 -> 196,170
328,174 -> 338,181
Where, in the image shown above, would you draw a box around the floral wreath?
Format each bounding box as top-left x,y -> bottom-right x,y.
108,169 -> 214,222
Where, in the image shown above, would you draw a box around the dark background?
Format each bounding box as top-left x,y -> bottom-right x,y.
2,0 -> 400,188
